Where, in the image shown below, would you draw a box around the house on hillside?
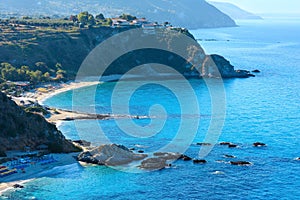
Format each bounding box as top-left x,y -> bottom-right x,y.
131,18 -> 149,27
112,18 -> 131,27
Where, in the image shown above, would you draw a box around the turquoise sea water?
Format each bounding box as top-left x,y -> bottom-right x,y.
3,18 -> 300,199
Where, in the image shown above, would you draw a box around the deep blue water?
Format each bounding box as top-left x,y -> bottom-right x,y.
3,19 -> 300,199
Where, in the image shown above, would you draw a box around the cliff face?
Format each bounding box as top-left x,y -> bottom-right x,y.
0,92 -> 80,156
0,0 -> 236,29
0,27 -> 252,79
202,54 -> 251,78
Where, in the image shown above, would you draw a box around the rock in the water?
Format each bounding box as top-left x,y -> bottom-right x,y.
178,154 -> 192,161
230,161 -> 252,166
253,142 -> 266,147
220,142 -> 231,146
219,142 -> 237,148
202,55 -> 254,78
193,159 -> 207,164
139,152 -> 183,170
13,184 -> 24,189
138,150 -> 144,153
252,69 -> 261,73
77,144 -> 147,166
139,157 -> 168,170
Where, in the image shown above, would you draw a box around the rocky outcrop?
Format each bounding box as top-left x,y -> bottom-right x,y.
0,92 -> 80,156
202,54 -> 254,78
139,158 -> 168,170
77,144 -> 147,166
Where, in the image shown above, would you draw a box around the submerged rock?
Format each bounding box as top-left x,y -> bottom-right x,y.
224,154 -> 236,158
139,157 -> 168,170
212,171 -> 225,175
153,152 -> 182,160
139,152 -> 183,170
196,142 -> 212,146
77,144 -> 147,166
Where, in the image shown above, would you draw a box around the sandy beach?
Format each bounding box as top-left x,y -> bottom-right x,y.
1,81 -> 99,196
0,153 -> 80,196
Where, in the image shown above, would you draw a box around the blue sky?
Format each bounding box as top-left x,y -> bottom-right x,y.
211,0 -> 300,14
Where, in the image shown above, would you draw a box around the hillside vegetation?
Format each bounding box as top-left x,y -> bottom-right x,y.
0,0 -> 236,29
0,92 -> 80,157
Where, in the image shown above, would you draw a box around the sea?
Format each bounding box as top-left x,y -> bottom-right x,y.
2,17 -> 300,199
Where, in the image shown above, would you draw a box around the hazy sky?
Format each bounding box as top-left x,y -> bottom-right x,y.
211,0 -> 300,14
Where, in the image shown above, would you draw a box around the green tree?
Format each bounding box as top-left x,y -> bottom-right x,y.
1,63 -> 18,81
35,62 -> 49,73
119,14 -> 136,21
78,11 -> 89,24
78,11 -> 95,25
29,70 -> 43,83
88,15 -> 95,25
42,72 -> 50,81
103,18 -> 113,26
95,13 -> 105,20
55,63 -> 62,70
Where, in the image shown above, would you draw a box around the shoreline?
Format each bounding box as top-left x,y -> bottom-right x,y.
0,153 -> 80,196
2,81 -> 101,196
1,75 -> 147,195
38,81 -> 100,104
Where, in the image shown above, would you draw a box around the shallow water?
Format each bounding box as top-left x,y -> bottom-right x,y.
3,18 -> 300,199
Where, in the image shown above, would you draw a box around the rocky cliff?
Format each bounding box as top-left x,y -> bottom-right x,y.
0,92 -> 80,157
0,26 -> 253,79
